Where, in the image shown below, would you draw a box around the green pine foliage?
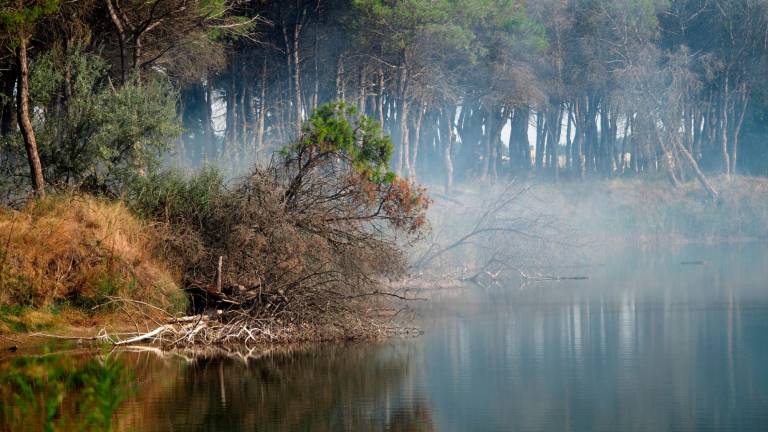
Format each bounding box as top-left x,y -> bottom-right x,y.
287,102 -> 396,184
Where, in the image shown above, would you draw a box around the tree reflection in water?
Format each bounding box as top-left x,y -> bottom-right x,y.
1,342 -> 434,431
0,350 -> 133,432
116,342 -> 434,431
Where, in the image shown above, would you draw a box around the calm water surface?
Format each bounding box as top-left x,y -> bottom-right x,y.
2,244 -> 768,431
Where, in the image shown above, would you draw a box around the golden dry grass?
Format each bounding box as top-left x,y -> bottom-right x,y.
0,195 -> 186,318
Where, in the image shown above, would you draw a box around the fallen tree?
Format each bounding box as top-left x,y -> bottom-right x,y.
125,102 -> 430,345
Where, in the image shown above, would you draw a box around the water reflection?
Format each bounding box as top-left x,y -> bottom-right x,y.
1,244 -> 768,431
0,350 -> 132,432
420,243 -> 768,431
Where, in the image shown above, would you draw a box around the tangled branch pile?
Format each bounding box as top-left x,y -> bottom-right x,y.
128,103 -> 430,344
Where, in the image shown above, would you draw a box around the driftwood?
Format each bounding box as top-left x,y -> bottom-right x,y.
519,270 -> 588,281
29,288 -> 421,349
114,325 -> 171,346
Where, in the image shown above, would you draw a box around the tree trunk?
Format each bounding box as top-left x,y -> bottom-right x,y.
282,22 -> 293,128
377,67 -> 385,127
256,58 -> 267,152
357,67 -> 367,114
510,107 -> 530,173
312,31 -> 319,112
730,86 -> 748,175
397,63 -> 410,176
203,77 -> 214,157
720,78 -> 731,178
399,99 -> 411,177
226,65 -> 236,150
292,19 -> 304,135
105,0 -> 127,82
535,112 -> 545,172
547,108 -> 562,182
240,67 -> 249,153
335,54 -> 345,101
674,135 -> 718,200
442,106 -> 456,193
573,101 -> 586,179
411,99 -> 426,182
620,113 -> 631,174
565,106 -> 573,171
132,33 -> 142,71
16,37 -> 45,197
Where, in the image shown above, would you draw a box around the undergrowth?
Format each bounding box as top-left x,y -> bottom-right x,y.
0,195 -> 186,329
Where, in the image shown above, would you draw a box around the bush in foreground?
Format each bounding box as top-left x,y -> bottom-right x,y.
127,103 -> 430,342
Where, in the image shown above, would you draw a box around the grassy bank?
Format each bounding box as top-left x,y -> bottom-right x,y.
0,195 -> 186,335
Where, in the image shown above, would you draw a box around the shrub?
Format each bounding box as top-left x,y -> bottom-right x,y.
0,47 -> 181,198
129,103 -> 430,336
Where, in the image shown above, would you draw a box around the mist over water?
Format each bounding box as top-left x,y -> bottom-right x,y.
3,243 -> 767,431
414,243 -> 768,431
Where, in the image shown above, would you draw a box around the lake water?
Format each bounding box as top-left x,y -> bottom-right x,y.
2,243 -> 768,431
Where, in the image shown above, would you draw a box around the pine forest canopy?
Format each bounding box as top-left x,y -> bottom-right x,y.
1,0 -> 768,197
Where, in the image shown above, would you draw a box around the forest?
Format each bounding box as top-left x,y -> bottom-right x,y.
1,0 -> 768,344
1,0 -> 768,199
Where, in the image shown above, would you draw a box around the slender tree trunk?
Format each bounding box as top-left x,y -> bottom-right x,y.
721,78 -> 731,178
312,31 -> 319,112
16,37 -> 45,197
674,135 -> 718,200
730,87 -> 748,175
480,108 -> 493,181
292,18 -> 304,135
399,100 -> 411,177
411,99 -> 426,182
510,107 -> 530,173
377,67 -> 385,127
565,106 -> 573,171
693,109 -> 704,159
574,101 -> 586,178
282,22 -> 293,127
631,116 -> 641,173
256,58 -> 267,152
132,33 -> 142,71
496,111 -> 505,176
226,65 -> 236,150
335,54 -> 345,101
548,108 -> 562,182
620,113 -> 631,174
535,112 -> 545,172
358,66 -> 367,114
240,68 -> 249,153
203,77 -> 214,158
599,105 -> 609,175
397,63 -> 410,176
508,109 -> 516,172
105,0 -> 127,82
442,106 -> 456,193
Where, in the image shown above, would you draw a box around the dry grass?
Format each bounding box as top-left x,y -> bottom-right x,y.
0,195 -> 186,323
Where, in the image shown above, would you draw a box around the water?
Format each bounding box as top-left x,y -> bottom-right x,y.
2,244 -> 768,431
